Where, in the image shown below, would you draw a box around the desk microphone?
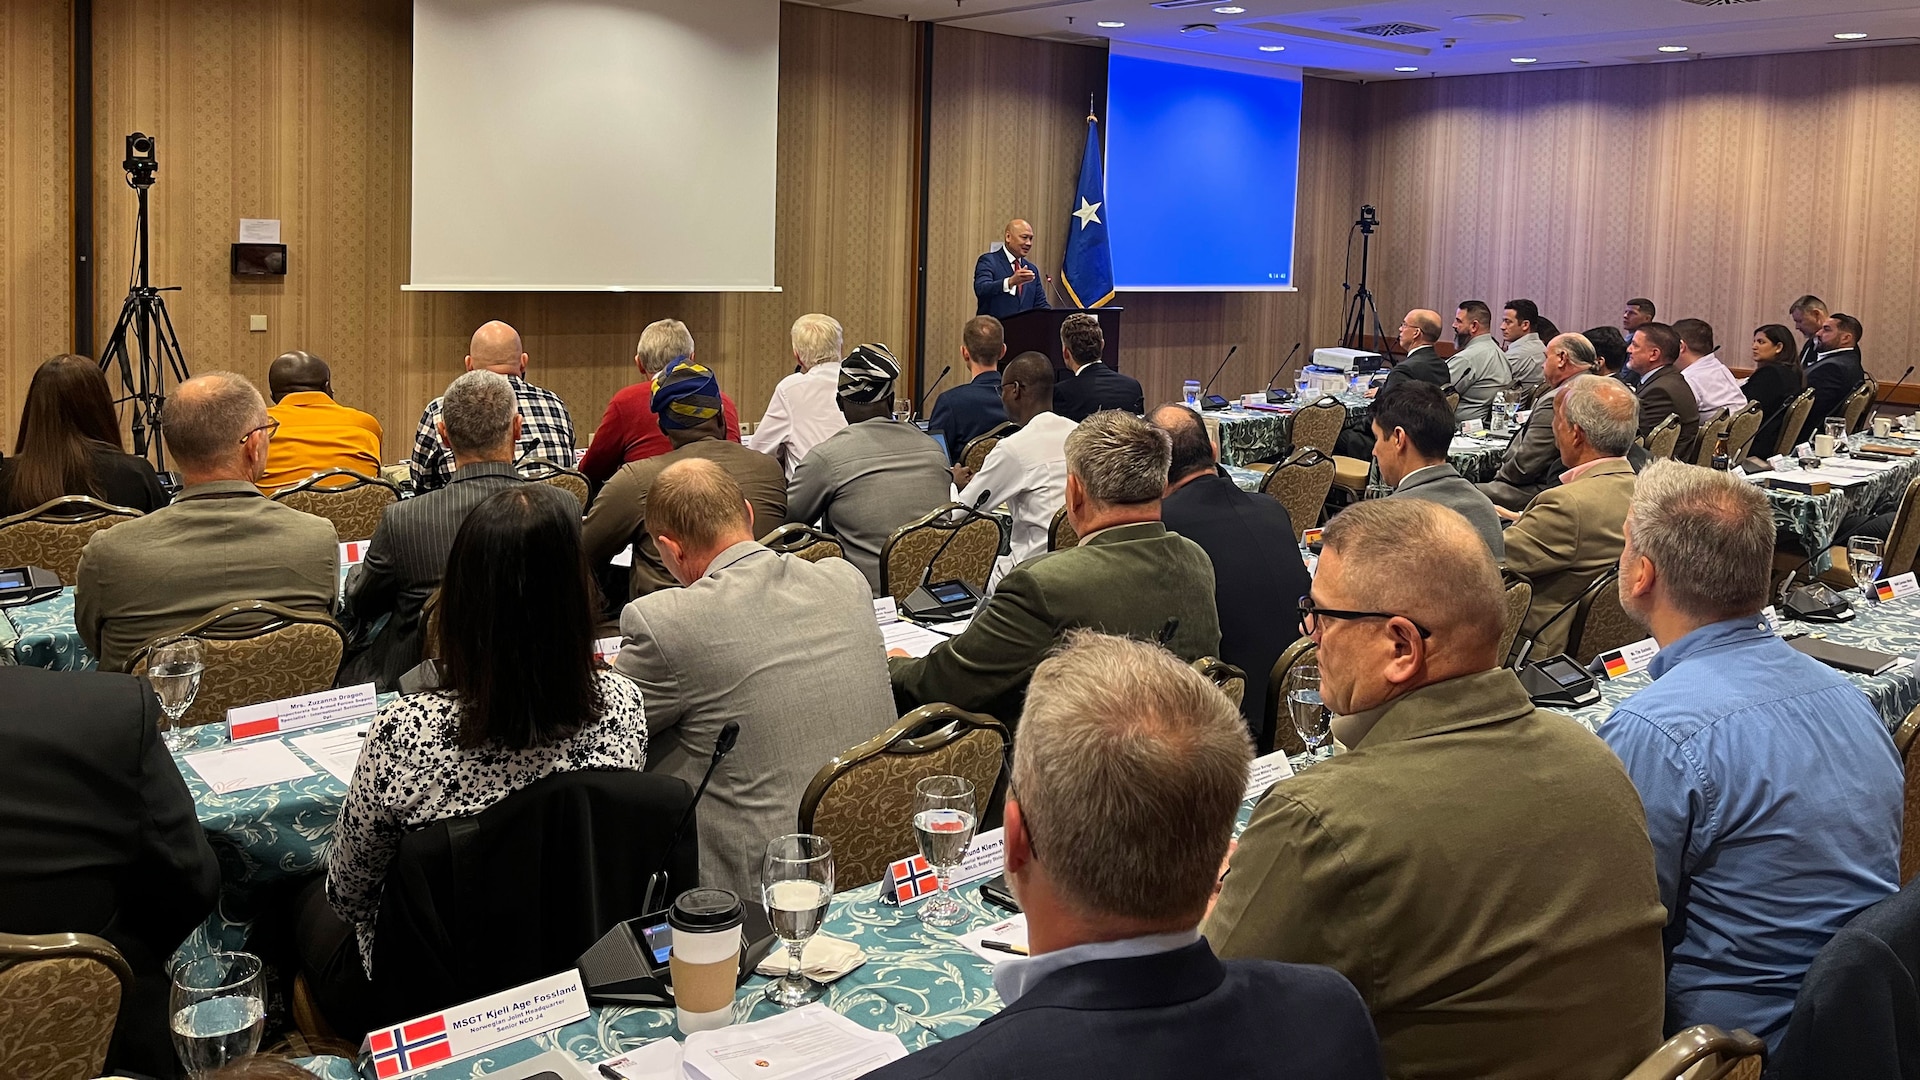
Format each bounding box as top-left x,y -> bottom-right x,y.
1200,345 -> 1238,399
1881,365 -> 1915,408
916,365 -> 952,419
642,720 -> 740,914
902,490 -> 1004,621
1264,342 -> 1303,392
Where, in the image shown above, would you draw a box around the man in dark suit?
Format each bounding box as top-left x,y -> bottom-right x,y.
0,667 -> 220,1079
1799,312 -> 1867,443
1789,294 -> 1828,370
1340,308 -> 1452,457
866,632 -> 1382,1080
1626,322 -> 1700,463
1152,404 -> 1309,749
1052,313 -> 1143,421
1480,331 -> 1597,511
927,316 -> 1011,466
973,218 -> 1051,319
340,370 -> 569,689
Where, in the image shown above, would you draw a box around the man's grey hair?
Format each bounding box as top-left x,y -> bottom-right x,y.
1014,631 -> 1251,922
1559,373 -> 1639,456
440,370 -> 518,456
1064,411 -> 1170,506
162,372 -> 267,468
790,314 -> 844,370
1321,499 -> 1504,658
636,319 -> 696,375
1548,332 -> 1597,372
1626,460 -> 1773,623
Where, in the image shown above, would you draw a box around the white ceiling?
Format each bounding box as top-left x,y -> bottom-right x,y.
807,0 -> 1920,81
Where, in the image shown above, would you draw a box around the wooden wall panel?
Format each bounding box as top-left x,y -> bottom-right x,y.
0,0 -> 74,448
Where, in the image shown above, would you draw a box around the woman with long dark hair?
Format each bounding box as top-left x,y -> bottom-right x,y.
1745,324 -> 1805,454
0,355 -> 169,514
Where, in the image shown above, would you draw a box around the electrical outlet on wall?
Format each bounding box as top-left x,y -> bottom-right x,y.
249,315 -> 268,332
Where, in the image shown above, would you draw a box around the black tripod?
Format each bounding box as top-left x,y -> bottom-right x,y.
99,132 -> 189,470
1341,204 -> 1388,354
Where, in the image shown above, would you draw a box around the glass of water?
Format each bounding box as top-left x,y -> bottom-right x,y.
1825,417 -> 1850,455
1287,664 -> 1333,765
1849,535 -> 1885,591
893,396 -> 914,423
912,775 -> 977,928
170,951 -> 264,1078
761,834 -> 834,1007
148,638 -> 206,753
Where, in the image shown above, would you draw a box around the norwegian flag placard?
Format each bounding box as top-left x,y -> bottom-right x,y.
359,969 -> 588,1078
880,829 -> 1005,906
881,854 -> 943,905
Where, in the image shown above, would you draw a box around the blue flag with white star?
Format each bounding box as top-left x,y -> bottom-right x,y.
1061,118 -> 1114,309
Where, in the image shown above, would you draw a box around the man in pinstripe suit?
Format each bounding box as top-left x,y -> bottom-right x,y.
339,370 -> 579,690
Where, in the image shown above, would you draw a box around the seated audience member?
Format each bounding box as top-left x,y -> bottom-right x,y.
0,354 -> 168,514
1627,322 -> 1701,462
1151,405 -> 1310,743
306,485 -> 646,1032
1745,324 -> 1805,454
748,313 -> 848,478
892,412 -> 1221,727
1340,309 -> 1450,457
1800,312 -> 1866,443
340,371 -> 569,690
1500,299 -> 1548,394
867,633 -> 1383,1080
1623,297 -> 1656,341
1052,313 -> 1143,422
1587,324 -> 1631,382
1446,300 -> 1512,425
583,360 -> 786,600
0,667 -> 219,1079
1602,461 -> 1902,1051
613,459 -> 894,899
1370,382 -> 1504,560
955,352 -> 1075,581
1672,318 -> 1746,423
257,350 -> 383,491
1789,294 -> 1828,369
410,321 -> 576,493
927,316 -> 1011,466
1205,498 -> 1665,1080
1480,332 -> 1595,512
787,345 -> 950,595
579,318 -> 742,486
1501,373 -> 1639,658
75,372 -> 338,672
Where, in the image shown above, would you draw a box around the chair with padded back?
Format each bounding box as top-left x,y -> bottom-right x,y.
762,522 -> 845,563
1288,396 -> 1345,457
1641,415 -> 1681,460
1881,475 -> 1920,584
1257,448 -> 1335,542
1896,706 -> 1920,884
1720,402 -> 1764,467
799,705 -> 1009,889
1498,571 -> 1533,667
1262,637 -> 1315,758
1693,408 -> 1731,468
129,601 -> 347,727
1192,657 -> 1247,710
880,505 -> 1003,605
0,932 -> 132,1080
1443,390 -> 1461,416
1841,380 -> 1875,436
516,459 -> 592,509
1047,507 -> 1078,551
960,422 -> 1018,474
1567,568 -> 1641,667
1772,389 -> 1816,457
270,468 -> 400,542
1620,1025 -> 1765,1080
0,496 -> 142,584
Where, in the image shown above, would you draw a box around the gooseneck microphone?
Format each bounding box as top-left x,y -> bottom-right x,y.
1881,365 -> 1915,408
916,365 -> 952,419
1200,345 -> 1239,398
643,720 -> 741,913
1264,342 -> 1303,392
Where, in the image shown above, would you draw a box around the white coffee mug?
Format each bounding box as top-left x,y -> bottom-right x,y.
1874,417 -> 1893,437
1813,433 -> 1836,457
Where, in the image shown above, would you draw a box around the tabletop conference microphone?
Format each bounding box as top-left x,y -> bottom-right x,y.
641,719 -> 740,914
903,489 -> 1001,621
1264,342 -> 1303,395
916,365 -> 952,419
1199,344 -> 1239,401
1881,365 -> 1915,408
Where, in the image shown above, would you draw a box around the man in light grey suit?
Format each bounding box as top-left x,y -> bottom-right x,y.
1372,382 -> 1505,561
1448,300 -> 1513,426
612,458 -> 897,900
1480,332 -> 1596,512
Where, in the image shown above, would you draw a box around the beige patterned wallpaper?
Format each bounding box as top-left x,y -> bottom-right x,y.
0,0 -> 73,437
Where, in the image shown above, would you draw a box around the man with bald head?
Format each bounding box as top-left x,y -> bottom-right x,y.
1375,309 -> 1450,400
1205,498 -> 1664,1080
1478,331 -> 1597,511
76,372 -> 339,671
409,320 -> 575,493
259,350 -> 383,491
974,218 -> 1051,319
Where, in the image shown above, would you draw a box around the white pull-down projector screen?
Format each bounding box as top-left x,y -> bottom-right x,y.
408,0 -> 780,292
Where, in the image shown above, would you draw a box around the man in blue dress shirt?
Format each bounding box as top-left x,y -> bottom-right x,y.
1602,460 -> 1903,1052
972,219 -> 1051,319
926,316 -> 1010,466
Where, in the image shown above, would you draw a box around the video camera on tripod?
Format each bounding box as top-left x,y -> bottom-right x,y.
100,131 -> 190,469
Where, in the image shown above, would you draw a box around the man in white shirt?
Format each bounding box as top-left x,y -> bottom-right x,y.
1500,299 -> 1548,395
958,351 -> 1076,583
1673,318 -> 1746,423
748,313 -> 849,478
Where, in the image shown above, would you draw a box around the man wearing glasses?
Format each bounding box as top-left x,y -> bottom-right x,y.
1204,498 -> 1666,1080
75,372 -> 340,672
954,351 -> 1076,585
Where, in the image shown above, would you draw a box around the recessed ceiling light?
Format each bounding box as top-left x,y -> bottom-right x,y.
1214,5 -> 1246,13
1457,13 -> 1523,26
1510,56 -> 1538,64
1258,44 -> 1285,52
1395,65 -> 1420,72
1834,32 -> 1869,40
1097,20 -> 1125,28
1658,45 -> 1687,53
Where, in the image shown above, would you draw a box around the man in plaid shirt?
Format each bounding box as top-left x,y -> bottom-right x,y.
409,320 -> 576,493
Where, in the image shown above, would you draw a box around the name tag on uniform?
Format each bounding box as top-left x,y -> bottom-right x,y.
1595,638 -> 1659,680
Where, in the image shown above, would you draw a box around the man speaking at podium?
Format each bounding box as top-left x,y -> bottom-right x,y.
975,218 -> 1052,319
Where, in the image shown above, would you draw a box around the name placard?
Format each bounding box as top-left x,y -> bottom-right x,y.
1244,750 -> 1295,803
362,970 -> 589,1078
1762,606 -> 1782,634
593,636 -> 623,665
879,828 -> 1005,906
340,540 -> 368,567
873,597 -> 899,624
1596,638 -> 1660,680
1300,527 -> 1324,548
227,683 -> 377,741
1873,572 -> 1919,604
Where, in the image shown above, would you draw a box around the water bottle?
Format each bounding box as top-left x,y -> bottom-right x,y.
1184,379 -> 1201,408
1490,391 -> 1509,435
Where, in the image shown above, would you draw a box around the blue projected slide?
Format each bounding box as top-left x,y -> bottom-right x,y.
1106,44 -> 1303,291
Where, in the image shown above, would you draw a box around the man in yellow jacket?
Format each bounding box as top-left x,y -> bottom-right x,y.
259,350 -> 383,491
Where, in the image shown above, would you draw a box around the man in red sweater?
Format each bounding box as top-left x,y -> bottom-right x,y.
578,318 -> 741,486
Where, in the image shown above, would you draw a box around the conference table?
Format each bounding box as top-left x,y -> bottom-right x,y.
1,585 -> 90,669
1208,392 -> 1371,467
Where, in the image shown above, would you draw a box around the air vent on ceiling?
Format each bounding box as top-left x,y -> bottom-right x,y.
1151,0 -> 1227,8
1675,0 -> 1761,6
1350,22 -> 1437,38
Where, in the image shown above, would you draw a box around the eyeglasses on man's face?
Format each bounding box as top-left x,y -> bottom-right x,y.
239,418 -> 280,445
1298,594 -> 1432,639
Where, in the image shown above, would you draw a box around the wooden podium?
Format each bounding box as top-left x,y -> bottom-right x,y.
1000,307 -> 1124,381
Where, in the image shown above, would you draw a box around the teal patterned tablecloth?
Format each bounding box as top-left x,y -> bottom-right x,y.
1210,393 -> 1371,467
1449,434 -> 1514,484
1,586 -> 91,669
1761,437 -> 1920,563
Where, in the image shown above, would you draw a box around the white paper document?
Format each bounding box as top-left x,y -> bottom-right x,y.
185,739 -> 315,794
288,724 -> 369,784
611,545 -> 634,568
956,914 -> 1029,967
598,1038 -> 686,1080
881,620 -> 949,658
684,1004 -> 906,1080
237,217 -> 281,244
1244,750 -> 1295,802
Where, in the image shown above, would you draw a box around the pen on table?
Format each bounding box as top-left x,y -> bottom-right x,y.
980,939 -> 1027,956
598,1064 -> 629,1080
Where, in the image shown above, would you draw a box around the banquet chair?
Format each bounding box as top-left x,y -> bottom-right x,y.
1567,568 -> 1640,667
0,496 -> 143,584
1620,1024 -> 1765,1080
1881,475 -> 1920,582
1840,380 -> 1875,435
271,469 -> 400,543
1641,415 -> 1681,461
880,505 -> 1003,605
799,705 -> 1009,889
516,459 -> 592,509
1443,390 -> 1461,416
1896,706 -> 1920,883
959,422 -> 1018,474
1192,657 -> 1248,710
1288,396 -> 1346,456
1693,408 -> 1731,468
1771,390 -> 1816,457
1720,402 -> 1764,467
762,522 -> 844,563
1262,637 -> 1315,758
1257,448 -> 1335,542
1498,571 -> 1534,667
0,931 -> 131,1080
129,601 -> 347,728
1047,506 -> 1078,551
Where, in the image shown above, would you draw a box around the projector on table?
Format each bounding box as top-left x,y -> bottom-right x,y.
1311,347 -> 1383,373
